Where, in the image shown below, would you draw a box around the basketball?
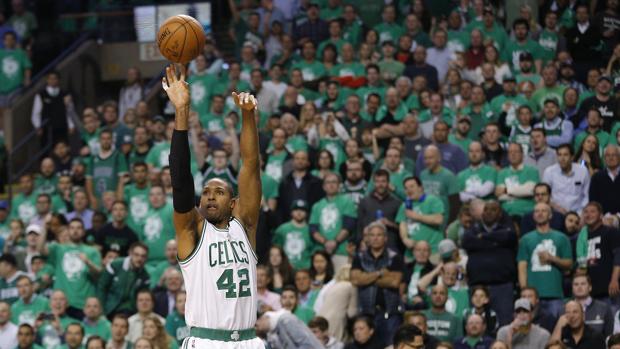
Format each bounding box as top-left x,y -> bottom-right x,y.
157,14 -> 206,64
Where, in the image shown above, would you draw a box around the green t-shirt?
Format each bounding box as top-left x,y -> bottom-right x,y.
34,175 -> 58,196
10,192 -> 36,224
285,135 -> 309,154
573,130 -> 610,153
378,60 -> 405,82
124,184 -> 150,233
188,74 -> 218,118
349,0 -> 385,28
490,94 -> 528,129
343,20 -> 363,47
373,22 -> 405,44
420,167 -> 458,223
448,134 -> 472,153
38,315 -> 81,349
457,164 -> 497,200
87,150 -> 128,199
309,195 -> 357,255
140,203 -> 175,266
516,73 -> 542,86
166,310 -> 189,345
517,230 -> 573,298
447,30 -> 469,53
423,309 -> 463,342
213,76 -> 251,97
330,62 -> 365,78
265,151 -> 289,183
145,141 -> 171,170
318,138 -> 346,169
460,103 -> 496,139
261,173 -> 279,201
294,305 -> 315,324
273,221 -> 313,270
83,317 -> 111,341
366,168 -> 411,200
538,29 -> 560,63
396,195 -> 444,255
146,261 -> 179,289
320,5 -> 343,20
418,108 -> 455,127
48,242 -> 102,309
496,165 -> 540,216
317,38 -> 347,58
375,103 -> 410,124
0,48 -> 31,93
356,85 -> 387,109
291,60 -> 327,82
531,85 -> 567,112
502,39 -> 544,72
11,295 -> 50,325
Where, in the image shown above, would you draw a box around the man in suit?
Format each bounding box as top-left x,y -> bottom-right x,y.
153,267 -> 183,317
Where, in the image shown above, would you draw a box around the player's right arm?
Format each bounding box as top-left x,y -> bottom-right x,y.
163,64 -> 201,260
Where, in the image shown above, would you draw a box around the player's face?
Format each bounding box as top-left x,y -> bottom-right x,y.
200,179 -> 234,226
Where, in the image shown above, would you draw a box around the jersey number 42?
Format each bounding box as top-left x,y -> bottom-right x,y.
216,268 -> 252,298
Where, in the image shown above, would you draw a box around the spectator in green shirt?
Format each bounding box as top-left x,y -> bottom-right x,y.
423,284 -> 463,342
16,323 -> 43,349
0,253 -> 28,304
0,31 -> 31,95
495,143 -> 540,218
517,202 -> 573,320
61,323 -> 84,349
165,291 -> 188,345
108,314 -> 132,349
502,19 -> 543,73
81,297 -> 110,342
11,275 -> 49,326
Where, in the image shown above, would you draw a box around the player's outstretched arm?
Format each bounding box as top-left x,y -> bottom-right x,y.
232,92 -> 261,249
163,64 -> 200,260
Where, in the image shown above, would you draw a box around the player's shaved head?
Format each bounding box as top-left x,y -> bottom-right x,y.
201,178 -> 236,225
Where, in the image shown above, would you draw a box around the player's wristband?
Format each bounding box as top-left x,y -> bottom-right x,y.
170,130 -> 195,213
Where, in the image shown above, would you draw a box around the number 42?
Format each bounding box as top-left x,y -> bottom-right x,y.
216,268 -> 251,298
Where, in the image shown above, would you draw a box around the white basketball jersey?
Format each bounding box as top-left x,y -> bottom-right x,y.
180,217 -> 258,330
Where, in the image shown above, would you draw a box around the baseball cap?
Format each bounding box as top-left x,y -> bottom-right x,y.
26,224 -> 42,235
152,115 -> 165,124
291,199 -> 309,211
0,201 -> 8,210
438,239 -> 457,259
308,2 -> 320,8
519,52 -> 533,62
502,74 -> 516,83
514,298 -> 532,312
457,115 -> 471,125
598,75 -> 613,84
543,97 -> 560,107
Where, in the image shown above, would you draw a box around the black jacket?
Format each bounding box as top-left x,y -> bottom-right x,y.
277,171 -> 325,221
589,168 -> 620,215
462,215 -> 518,285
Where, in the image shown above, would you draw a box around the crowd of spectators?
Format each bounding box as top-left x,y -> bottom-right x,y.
1,0 -> 620,348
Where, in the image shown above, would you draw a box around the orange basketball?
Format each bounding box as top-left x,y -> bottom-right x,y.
157,15 -> 206,64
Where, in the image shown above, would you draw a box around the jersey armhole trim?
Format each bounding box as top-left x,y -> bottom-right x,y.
178,220 -> 207,265
233,216 -> 259,263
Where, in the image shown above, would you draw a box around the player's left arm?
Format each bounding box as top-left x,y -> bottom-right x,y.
232,92 -> 261,249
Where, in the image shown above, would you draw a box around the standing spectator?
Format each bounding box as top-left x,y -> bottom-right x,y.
589,145 -> 620,215
64,190 -> 94,230
373,5 -> 404,45
462,200 -> 518,326
417,122 -> 468,175
118,67 -> 143,118
165,291 -> 187,345
85,129 -> 128,209
418,94 -> 455,140
520,183 -> 565,237
310,173 -> 357,270
565,4 -> 603,83
495,143 -> 539,219
423,284 -> 463,342
454,314 -> 494,349
100,101 -> 133,150
82,297 -> 111,341
250,68 -> 279,115
524,128 -> 558,178
458,141 -> 498,203
481,123 -> 507,170
314,264 -> 358,342
277,151 -> 325,221
502,19 -> 543,73
350,222 -> 403,347
0,301 -> 17,349
549,300 -> 606,349
97,242 -> 150,316
517,203 -> 573,320
7,0 -> 36,43
293,3 -> 328,46
579,202 -> 620,300
126,290 -> 165,343
402,115 -> 432,163
496,299 -> 550,349
576,76 -> 618,132
140,186 -> 173,268
357,170 -> 401,246
341,160 -> 368,207
31,71 -> 75,146
571,274 -> 614,337
308,316 -> 344,349
397,176 -> 444,256
11,275 -> 49,326
426,30 -> 453,83
533,99 -> 573,149
107,314 -> 131,349
117,162 -> 150,233
404,46 -> 439,92
542,144 -> 590,214
41,218 -> 102,319
0,31 -> 31,97
419,145 -> 459,223
94,201 -> 138,256
401,240 -> 435,307
531,65 -> 566,114
273,199 -> 312,270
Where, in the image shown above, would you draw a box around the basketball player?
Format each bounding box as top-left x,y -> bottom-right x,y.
162,64 -> 264,349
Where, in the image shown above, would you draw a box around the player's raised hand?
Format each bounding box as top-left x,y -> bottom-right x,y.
232,92 -> 257,112
162,64 -> 189,109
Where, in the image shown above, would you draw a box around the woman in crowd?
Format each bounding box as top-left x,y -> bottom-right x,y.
574,134 -> 603,177
267,245 -> 294,293
310,250 -> 335,290
315,264 -> 358,341
142,315 -> 178,349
